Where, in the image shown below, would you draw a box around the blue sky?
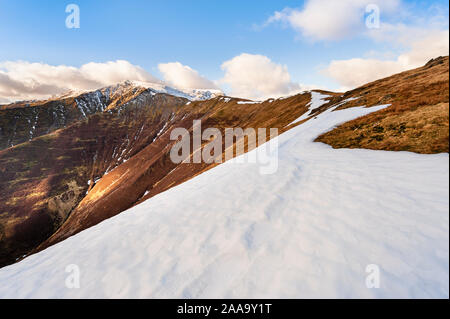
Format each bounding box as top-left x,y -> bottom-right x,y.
0,0 -> 448,101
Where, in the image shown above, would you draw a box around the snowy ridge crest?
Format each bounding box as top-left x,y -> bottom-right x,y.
60,80 -> 223,102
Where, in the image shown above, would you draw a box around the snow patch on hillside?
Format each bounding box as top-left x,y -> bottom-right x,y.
0,104 -> 448,299
128,80 -> 223,101
288,91 -> 331,126
237,100 -> 261,105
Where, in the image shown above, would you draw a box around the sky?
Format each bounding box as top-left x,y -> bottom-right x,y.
0,0 -> 449,102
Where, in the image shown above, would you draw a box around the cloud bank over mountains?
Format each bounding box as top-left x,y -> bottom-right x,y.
0,55 -> 312,103
0,60 -> 160,103
325,29 -> 449,89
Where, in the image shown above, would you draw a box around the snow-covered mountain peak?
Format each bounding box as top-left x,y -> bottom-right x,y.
50,80 -> 223,103
108,80 -> 224,101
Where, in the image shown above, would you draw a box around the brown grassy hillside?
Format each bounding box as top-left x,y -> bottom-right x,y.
315,56 -> 449,153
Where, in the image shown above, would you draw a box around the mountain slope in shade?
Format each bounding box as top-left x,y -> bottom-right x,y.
0,90 -> 189,266
0,81 -> 222,150
0,103 -> 447,298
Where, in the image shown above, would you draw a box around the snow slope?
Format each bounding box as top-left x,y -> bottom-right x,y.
288,91 -> 331,126
0,104 -> 448,299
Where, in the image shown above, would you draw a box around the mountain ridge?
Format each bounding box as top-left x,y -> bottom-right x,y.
0,57 -> 448,268
0,80 -> 224,109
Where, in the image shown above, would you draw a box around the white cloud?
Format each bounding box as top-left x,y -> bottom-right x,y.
80,60 -> 159,86
158,62 -> 218,90
264,0 -> 448,90
267,0 -> 401,41
324,29 -> 449,89
0,60 -> 159,103
220,53 -> 310,100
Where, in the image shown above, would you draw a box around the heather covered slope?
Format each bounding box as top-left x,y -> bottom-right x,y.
316,56 -> 449,154
0,103 -> 447,298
